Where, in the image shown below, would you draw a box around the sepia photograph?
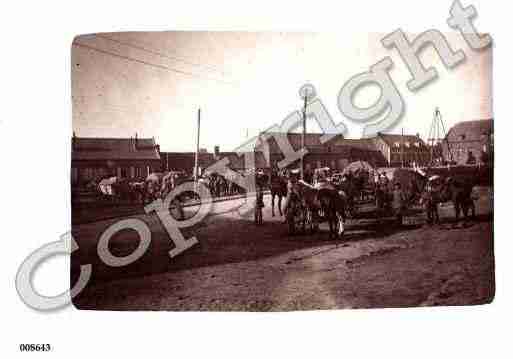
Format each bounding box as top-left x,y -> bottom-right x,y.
5,1 -> 512,358
69,31 -> 494,311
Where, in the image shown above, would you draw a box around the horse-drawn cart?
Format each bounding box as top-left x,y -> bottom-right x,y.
285,168 -> 346,238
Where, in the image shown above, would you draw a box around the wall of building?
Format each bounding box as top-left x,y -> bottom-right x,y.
160,152 -> 214,175
441,120 -> 493,165
71,160 -> 161,186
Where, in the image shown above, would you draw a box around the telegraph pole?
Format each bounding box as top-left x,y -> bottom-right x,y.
401,127 -> 404,168
194,108 -> 201,181
298,84 -> 316,181
301,95 -> 307,180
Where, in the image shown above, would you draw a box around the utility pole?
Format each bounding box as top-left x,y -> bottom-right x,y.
194,108 -> 201,181
301,95 -> 307,180
401,128 -> 404,168
298,84 -> 316,181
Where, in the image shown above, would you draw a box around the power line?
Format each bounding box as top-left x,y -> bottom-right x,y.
73,42 -> 236,86
95,34 -> 226,75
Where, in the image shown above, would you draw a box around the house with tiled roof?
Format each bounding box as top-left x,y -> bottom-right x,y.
374,132 -> 430,167
442,119 -> 493,165
71,134 -> 161,186
255,131 -> 387,171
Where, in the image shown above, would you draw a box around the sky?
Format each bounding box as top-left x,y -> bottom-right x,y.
71,31 -> 492,152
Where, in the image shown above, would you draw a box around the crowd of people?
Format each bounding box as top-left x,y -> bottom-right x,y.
254,165 -> 479,228
82,162 -> 479,230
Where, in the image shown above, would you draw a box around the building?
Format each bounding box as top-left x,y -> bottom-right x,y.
339,138 -> 388,168
160,147 -> 268,175
442,119 -> 493,165
71,135 -> 161,186
213,146 -> 269,172
374,132 -> 430,168
160,151 -> 214,176
255,132 -> 387,171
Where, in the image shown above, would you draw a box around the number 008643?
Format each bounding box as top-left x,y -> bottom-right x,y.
19,344 -> 52,352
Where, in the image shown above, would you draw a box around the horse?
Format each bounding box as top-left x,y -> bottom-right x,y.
294,180 -> 347,239
129,181 -> 147,204
336,172 -> 367,218
317,186 -> 347,238
270,170 -> 287,217
440,176 -> 476,221
352,168 -> 370,201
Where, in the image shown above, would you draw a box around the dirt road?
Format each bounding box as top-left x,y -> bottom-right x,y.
72,188 -> 494,310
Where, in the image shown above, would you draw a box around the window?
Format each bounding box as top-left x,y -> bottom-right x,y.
394,142 -> 400,148
414,142 -> 420,148
460,134 -> 466,141
404,141 -> 410,148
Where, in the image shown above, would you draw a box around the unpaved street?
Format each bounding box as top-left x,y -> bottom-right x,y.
72,189 -> 494,310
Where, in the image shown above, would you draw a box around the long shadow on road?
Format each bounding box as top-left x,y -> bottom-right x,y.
71,205 -> 425,290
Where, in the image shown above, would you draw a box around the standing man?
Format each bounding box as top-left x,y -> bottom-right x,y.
391,182 -> 406,226
283,169 -> 301,217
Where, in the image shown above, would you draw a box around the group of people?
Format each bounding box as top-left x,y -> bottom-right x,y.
420,175 -> 477,224
91,164 -> 478,229
375,171 -> 478,226
256,166 -> 479,228
201,172 -> 247,198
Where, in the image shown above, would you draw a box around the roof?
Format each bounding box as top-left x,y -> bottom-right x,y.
217,151 -> 269,169
258,132 -> 345,153
161,152 -> 214,171
256,131 -> 389,161
446,119 -> 493,142
72,137 -> 161,161
334,138 -> 378,151
377,133 -> 427,147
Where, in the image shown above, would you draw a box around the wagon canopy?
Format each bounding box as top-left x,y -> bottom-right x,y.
99,176 -> 118,186
146,172 -> 164,183
98,176 -> 118,195
162,171 -> 179,183
390,168 -> 427,189
342,161 -> 375,175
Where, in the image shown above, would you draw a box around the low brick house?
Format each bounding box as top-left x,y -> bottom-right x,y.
71,135 -> 161,186
255,132 -> 387,171
160,151 -> 214,176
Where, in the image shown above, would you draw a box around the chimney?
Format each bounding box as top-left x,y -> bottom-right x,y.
72,132 -> 76,151
214,145 -> 220,159
135,133 -> 139,149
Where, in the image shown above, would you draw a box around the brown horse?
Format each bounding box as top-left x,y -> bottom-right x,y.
440,177 -> 476,221
296,181 -> 347,239
270,170 -> 287,217
336,172 -> 369,218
